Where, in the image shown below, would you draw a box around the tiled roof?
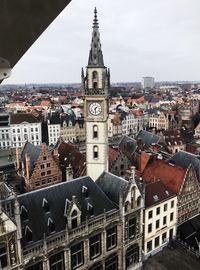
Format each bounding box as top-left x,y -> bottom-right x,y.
109,147 -> 120,167
145,180 -> 175,208
142,158 -> 187,194
58,142 -> 86,177
10,113 -> 40,124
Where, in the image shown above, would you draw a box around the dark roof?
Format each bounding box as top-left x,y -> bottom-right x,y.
136,130 -> 160,147
21,142 -> 41,169
17,176 -> 116,248
169,151 -> 200,182
96,171 -> 128,205
145,181 -> 175,208
119,135 -> 137,156
178,214 -> 200,251
10,113 -> 40,124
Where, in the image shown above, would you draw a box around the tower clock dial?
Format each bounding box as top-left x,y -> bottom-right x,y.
89,102 -> 102,115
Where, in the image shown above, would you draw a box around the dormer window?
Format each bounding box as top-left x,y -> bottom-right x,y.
64,199 -> 71,217
82,186 -> 89,197
42,198 -> 49,213
47,218 -> 55,233
21,205 -> 28,220
87,203 -> 94,216
71,210 -> 78,229
25,226 -> 32,242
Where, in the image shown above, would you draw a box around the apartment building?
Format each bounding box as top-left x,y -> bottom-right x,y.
143,181 -> 177,258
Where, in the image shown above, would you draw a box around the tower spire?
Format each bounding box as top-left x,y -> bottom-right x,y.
88,7 -> 104,67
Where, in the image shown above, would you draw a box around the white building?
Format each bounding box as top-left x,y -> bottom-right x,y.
0,113 -> 12,149
10,113 -> 42,148
142,77 -> 155,89
144,181 -> 177,259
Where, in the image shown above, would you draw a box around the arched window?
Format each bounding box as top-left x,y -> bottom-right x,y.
93,82 -> 98,89
125,201 -> 129,213
71,210 -> 78,229
137,196 -> 141,207
93,125 -> 98,138
92,71 -> 98,80
93,146 -> 98,159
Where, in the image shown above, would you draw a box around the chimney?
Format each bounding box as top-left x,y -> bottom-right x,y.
66,164 -> 73,181
16,147 -> 21,170
25,154 -> 31,180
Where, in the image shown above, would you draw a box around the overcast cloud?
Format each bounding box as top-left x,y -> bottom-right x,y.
4,0 -> 200,84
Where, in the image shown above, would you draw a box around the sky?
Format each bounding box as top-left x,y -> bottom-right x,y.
4,0 -> 200,84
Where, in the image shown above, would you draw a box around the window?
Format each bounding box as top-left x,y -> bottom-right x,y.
41,172 -> 45,177
40,164 -> 45,169
71,210 -> 78,229
170,212 -> 174,222
169,228 -> 173,239
93,125 -> 98,138
24,128 -> 27,133
155,236 -> 160,248
128,217 -> 136,238
93,145 -> 98,159
89,262 -> 103,270
148,223 -> 152,233
42,198 -> 49,212
156,220 -> 160,229
106,226 -> 117,250
148,210 -> 153,219
105,253 -> 118,270
49,252 -> 65,270
171,200 -> 174,208
47,163 -> 51,168
17,128 -> 20,133
156,207 -> 160,215
126,244 -> 139,268
21,205 -> 28,220
92,71 -> 98,79
71,242 -> 84,269
163,216 -> 167,225
35,127 -> 38,132
26,262 -> 43,270
147,240 -> 152,252
164,203 -> 167,211
43,156 -> 47,161
47,170 -> 51,175
162,232 -> 167,243
31,128 -> 34,132
0,244 -> 7,268
90,234 -> 101,259
48,218 -> 55,233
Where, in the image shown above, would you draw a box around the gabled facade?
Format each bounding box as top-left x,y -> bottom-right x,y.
16,142 -> 62,191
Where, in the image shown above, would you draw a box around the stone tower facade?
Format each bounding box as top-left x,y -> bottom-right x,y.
82,8 -> 110,181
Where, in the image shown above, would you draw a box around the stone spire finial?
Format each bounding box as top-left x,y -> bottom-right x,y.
93,7 -> 99,28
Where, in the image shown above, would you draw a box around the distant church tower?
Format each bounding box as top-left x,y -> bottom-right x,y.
82,8 -> 110,181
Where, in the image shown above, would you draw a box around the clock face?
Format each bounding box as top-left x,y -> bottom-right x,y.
89,102 -> 102,115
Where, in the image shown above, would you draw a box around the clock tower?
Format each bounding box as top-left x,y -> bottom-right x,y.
82,8 -> 110,181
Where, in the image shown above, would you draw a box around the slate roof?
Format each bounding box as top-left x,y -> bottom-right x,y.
145,181 -> 175,208
96,171 -> 128,205
178,214 -> 200,251
10,113 -> 40,124
119,135 -> 137,156
136,130 -> 161,147
169,151 -> 200,183
21,142 -> 41,170
17,176 -> 116,248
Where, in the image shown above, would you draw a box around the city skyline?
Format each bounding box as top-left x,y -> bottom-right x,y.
3,0 -> 200,84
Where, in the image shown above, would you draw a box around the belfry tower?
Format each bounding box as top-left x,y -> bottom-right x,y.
82,8 -> 110,181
